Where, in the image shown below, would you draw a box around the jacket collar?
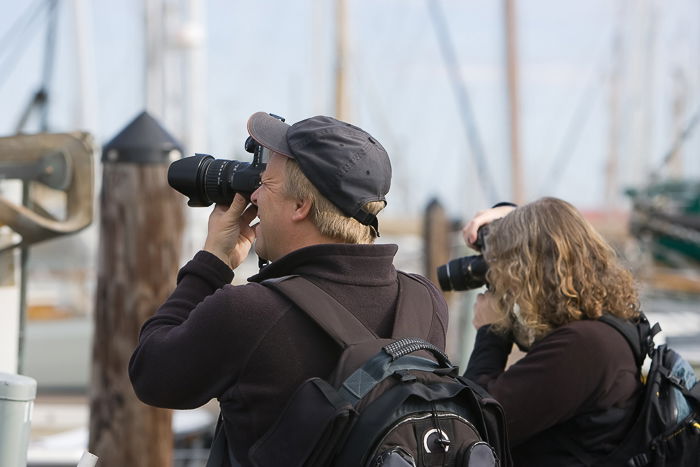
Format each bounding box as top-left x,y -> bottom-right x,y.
248,243 -> 399,286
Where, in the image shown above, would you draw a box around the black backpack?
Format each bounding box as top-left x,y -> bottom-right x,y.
241,273 -> 512,467
568,313 -> 700,466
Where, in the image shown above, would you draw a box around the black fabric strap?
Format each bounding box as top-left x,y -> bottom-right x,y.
352,210 -> 380,236
263,272 -> 435,348
598,313 -> 657,367
263,275 -> 376,348
206,413 -> 242,467
391,273 -> 435,340
553,313 -> 655,467
352,209 -> 377,227
205,414 -> 226,467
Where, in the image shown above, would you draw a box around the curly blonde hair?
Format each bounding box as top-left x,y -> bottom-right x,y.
283,158 -> 384,244
484,197 -> 639,341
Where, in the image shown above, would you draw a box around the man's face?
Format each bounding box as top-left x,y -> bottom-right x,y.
250,153 -> 296,262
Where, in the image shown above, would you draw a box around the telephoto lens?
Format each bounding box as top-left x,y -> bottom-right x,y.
437,255 -> 489,291
168,139 -> 269,207
436,223 -> 496,291
168,113 -> 284,207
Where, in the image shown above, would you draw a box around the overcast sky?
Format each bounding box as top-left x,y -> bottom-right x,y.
1,0 -> 699,219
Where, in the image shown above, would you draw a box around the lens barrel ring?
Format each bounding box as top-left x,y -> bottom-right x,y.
203,159 -> 232,204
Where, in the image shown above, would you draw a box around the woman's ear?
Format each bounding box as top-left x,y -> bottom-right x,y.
291,197 -> 312,222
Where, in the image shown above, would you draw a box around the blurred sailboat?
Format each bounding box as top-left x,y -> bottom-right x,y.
627,179 -> 700,268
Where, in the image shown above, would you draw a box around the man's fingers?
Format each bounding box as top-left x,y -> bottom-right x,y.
462,206 -> 516,247
462,221 -> 479,246
211,204 -> 228,216
226,193 -> 249,218
238,205 -> 258,242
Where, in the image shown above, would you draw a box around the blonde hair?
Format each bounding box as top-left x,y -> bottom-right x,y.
485,197 -> 639,340
283,158 -> 384,244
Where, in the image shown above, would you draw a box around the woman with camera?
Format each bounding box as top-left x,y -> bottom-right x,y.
463,197 -> 641,466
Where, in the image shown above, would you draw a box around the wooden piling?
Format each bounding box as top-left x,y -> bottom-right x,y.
89,112 -> 184,466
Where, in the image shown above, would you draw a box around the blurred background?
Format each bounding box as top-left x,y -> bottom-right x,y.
0,0 -> 699,465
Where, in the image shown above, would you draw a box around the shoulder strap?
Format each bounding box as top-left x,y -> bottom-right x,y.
391,272 -> 436,340
554,313 -> 656,466
598,312 -> 660,368
263,275 -> 376,348
263,272 -> 437,349
205,414 -> 242,467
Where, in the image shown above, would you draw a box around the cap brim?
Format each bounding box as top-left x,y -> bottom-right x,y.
247,112 -> 294,158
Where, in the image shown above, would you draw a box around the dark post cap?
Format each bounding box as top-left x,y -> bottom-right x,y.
102,111 -> 183,164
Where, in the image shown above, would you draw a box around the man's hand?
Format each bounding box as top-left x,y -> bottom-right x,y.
461,205 -> 516,248
473,291 -> 502,329
204,193 -> 258,269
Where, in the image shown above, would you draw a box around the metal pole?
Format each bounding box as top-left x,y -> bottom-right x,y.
17,183 -> 30,374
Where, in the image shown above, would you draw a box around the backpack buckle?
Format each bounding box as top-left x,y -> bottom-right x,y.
394,370 -> 417,383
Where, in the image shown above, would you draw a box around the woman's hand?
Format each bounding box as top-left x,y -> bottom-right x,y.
473,291 -> 502,329
204,193 -> 258,269
462,205 -> 516,248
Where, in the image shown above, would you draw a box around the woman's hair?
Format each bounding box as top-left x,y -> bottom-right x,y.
283,158 -> 384,244
484,197 -> 639,341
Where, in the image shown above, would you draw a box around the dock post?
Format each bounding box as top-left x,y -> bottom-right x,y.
89,111 -> 184,466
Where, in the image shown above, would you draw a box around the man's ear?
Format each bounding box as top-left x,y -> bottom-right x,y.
291,198 -> 312,222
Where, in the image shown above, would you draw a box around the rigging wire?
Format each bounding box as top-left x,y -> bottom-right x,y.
537,0 -> 630,197
14,0 -> 60,133
347,7 -> 440,213
347,53 -> 414,213
0,0 -> 51,91
426,0 -> 500,204
539,68 -> 605,195
39,0 -> 59,131
650,106 -> 700,180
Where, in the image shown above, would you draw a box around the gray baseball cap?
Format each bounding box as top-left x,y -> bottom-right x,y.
247,112 -> 391,232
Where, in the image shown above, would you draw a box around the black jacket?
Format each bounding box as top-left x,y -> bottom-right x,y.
129,243 -> 448,466
465,319 -> 641,466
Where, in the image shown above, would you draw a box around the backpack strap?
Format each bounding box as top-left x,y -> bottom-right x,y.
263,275 -> 377,348
263,272 -> 437,348
598,312 -> 660,368
390,272 -> 436,340
554,313 -> 661,466
205,413 -> 242,467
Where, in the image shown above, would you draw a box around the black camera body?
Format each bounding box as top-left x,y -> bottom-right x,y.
437,224 -> 492,292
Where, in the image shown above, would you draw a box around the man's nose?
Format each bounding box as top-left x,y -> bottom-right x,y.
250,187 -> 260,205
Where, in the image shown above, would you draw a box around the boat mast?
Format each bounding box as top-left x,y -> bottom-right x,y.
668,68 -> 688,178
144,0 -> 205,154
504,0 -> 524,204
605,23 -> 622,208
334,0 -> 349,120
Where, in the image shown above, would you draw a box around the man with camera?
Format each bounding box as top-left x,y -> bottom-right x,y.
128,112 -> 448,466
